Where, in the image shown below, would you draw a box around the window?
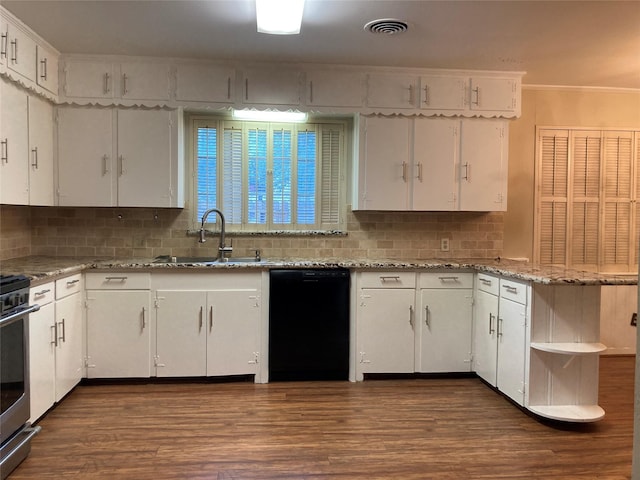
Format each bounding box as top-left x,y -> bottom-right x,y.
534,127 -> 640,273
193,117 -> 345,231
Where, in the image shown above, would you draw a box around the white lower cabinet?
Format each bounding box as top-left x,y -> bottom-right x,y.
153,273 -> 262,379
28,282 -> 56,423
417,273 -> 473,373
473,273 -> 529,406
85,273 -> 151,378
356,271 -> 474,379
53,274 -> 83,402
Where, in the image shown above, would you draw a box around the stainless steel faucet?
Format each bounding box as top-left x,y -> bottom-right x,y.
199,208 -> 233,261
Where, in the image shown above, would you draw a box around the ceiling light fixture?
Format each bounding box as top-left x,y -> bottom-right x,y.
232,109 -> 308,122
256,0 -> 305,35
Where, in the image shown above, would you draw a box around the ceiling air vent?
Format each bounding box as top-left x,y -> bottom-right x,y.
364,18 -> 409,35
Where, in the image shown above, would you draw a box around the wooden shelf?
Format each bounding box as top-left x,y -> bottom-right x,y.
528,404 -> 605,423
530,342 -> 607,355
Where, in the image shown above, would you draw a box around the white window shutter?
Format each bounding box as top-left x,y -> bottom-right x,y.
296,128 -> 317,225
320,125 -> 342,225
223,125 -> 243,224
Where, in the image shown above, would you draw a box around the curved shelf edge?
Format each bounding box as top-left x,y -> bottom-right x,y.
528,404 -> 605,423
530,342 -> 607,355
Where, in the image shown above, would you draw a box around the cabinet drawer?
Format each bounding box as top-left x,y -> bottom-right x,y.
419,272 -> 473,289
359,272 -> 416,289
499,278 -> 528,305
85,272 -> 150,290
30,281 -> 55,306
55,273 -> 82,299
476,273 -> 499,295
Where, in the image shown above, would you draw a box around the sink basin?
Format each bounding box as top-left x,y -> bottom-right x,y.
152,255 -> 263,264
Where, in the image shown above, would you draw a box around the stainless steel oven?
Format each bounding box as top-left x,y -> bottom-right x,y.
0,275 -> 41,479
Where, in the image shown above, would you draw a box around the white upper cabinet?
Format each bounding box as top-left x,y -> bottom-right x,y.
57,107 -> 183,207
241,67 -> 301,106
0,15 -> 7,68
175,63 -> 235,104
419,75 -> 466,111
61,57 -> 171,103
28,95 -> 55,206
366,73 -> 418,109
4,18 -> 37,83
458,120 -> 508,211
304,70 -> 363,108
36,44 -> 58,95
0,79 -> 29,204
469,76 -> 519,113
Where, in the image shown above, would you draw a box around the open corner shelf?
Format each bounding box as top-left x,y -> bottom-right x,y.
528,404 -> 605,423
530,342 -> 607,355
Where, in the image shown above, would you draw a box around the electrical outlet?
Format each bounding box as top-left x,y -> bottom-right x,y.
440,238 -> 450,252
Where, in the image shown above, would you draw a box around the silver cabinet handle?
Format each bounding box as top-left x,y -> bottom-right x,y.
380,275 -> 401,282
102,154 -> 109,175
10,38 -> 17,63
438,276 -> 459,282
489,313 -> 495,334
33,288 -> 51,298
209,306 -> 213,331
245,78 -> 249,100
409,305 -> 414,327
51,323 -> 57,347
416,162 -> 423,182
105,276 -> 127,281
227,76 -> 231,99
141,307 -> 146,330
199,306 -> 203,331
66,279 -> 80,286
425,305 -> 430,327
118,155 -> 124,176
58,318 -> 66,343
40,57 -> 48,80
423,84 -> 429,105
502,285 -> 518,294
103,72 -> 111,94
31,147 -> 38,168
1,139 -> 8,163
0,33 -> 6,59
407,84 -> 414,105
462,162 -> 470,181
479,278 -> 492,286
497,317 -> 503,337
122,73 -> 129,96
472,86 -> 480,106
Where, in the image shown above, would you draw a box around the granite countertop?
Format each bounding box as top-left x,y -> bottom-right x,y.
0,255 -> 637,286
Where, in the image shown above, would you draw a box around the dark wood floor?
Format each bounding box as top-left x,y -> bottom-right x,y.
10,356 -> 634,479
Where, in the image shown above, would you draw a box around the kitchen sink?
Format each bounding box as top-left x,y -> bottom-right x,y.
152,255 -> 263,264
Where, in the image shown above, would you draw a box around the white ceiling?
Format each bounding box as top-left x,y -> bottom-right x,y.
3,0 -> 640,89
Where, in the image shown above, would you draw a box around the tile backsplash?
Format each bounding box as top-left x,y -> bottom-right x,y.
0,205 -> 503,261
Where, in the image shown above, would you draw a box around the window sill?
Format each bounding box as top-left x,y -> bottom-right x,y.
187,229 -> 348,238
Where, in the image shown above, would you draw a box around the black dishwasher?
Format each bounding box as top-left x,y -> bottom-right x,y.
269,269 -> 350,381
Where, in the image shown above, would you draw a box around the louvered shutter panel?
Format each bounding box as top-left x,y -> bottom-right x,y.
601,132 -> 633,271
196,126 -> 217,220
246,126 -> 267,224
570,132 -> 601,268
537,130 -> 569,265
635,132 -> 640,266
320,125 -> 342,225
223,125 -> 243,224
272,128 -> 292,224
296,128 -> 317,225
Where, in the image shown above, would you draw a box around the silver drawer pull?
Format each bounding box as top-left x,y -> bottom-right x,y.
380,276 -> 401,282
479,278 -> 492,286
105,276 -> 128,281
34,288 -> 51,297
438,276 -> 459,282
66,279 -> 80,286
502,285 -> 518,294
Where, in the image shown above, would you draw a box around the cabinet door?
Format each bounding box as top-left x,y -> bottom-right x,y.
36,45 -> 58,94
469,77 -> 518,113
62,60 -> 115,99
28,95 -> 54,206
473,289 -> 499,386
242,68 -> 301,106
176,64 -> 235,103
360,116 -> 410,210
497,297 -> 527,405
419,75 -> 466,111
459,120 -> 507,211
0,80 -> 29,204
367,73 -> 417,109
120,62 -> 171,101
54,292 -> 83,402
57,107 -> 115,206
117,109 -> 176,207
206,290 -> 260,376
155,291 -> 207,377
86,291 -> 151,378
412,118 -> 458,210
6,23 -> 37,83
306,71 -> 363,108
0,16 -> 7,68
29,302 -> 56,423
418,289 -> 473,372
357,288 -> 415,373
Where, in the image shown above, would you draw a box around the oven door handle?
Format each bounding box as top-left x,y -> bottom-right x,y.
0,304 -> 40,327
